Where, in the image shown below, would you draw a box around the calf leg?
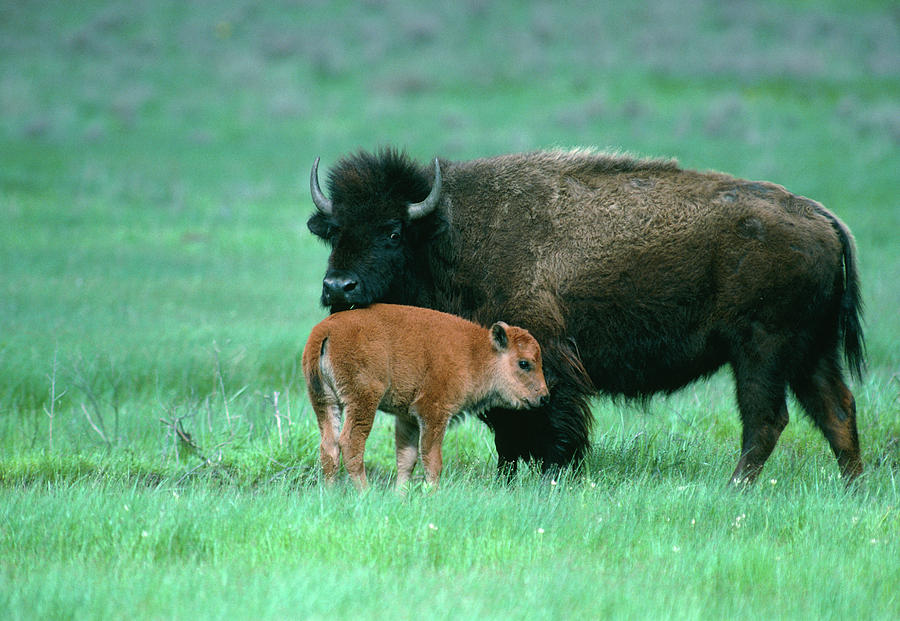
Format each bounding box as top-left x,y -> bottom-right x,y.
417,412 -> 450,488
313,402 -> 342,482
395,416 -> 420,490
307,376 -> 341,481
338,393 -> 380,489
790,355 -> 862,482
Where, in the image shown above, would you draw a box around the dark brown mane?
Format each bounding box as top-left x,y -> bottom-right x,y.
549,148 -> 682,175
327,148 -> 433,216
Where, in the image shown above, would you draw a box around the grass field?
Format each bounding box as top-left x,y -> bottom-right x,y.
2,1 -> 899,619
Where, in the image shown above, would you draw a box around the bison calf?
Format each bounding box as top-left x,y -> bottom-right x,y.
302,303 -> 549,489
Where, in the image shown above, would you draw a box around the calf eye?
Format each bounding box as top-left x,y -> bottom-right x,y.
518,360 -> 531,371
390,231 -> 401,241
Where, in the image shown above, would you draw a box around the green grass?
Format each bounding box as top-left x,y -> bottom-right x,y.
2,0 -> 899,619
2,453 -> 898,619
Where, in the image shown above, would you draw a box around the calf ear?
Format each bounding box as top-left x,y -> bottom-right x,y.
490,322 -> 509,351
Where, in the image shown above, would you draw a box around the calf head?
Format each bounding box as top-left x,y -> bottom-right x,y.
489,322 -> 550,409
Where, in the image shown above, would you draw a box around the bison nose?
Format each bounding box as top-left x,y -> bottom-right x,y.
323,272 -> 358,300
539,394 -> 550,407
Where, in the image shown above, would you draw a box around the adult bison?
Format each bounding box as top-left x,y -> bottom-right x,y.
307,148 -> 864,484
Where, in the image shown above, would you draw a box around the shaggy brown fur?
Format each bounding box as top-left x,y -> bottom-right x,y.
308,148 -> 864,484
302,303 -> 548,489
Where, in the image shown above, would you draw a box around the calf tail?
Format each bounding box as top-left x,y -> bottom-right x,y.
301,330 -> 328,401
819,206 -> 866,380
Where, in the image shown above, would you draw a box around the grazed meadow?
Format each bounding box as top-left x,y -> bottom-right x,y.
1,1 -> 899,619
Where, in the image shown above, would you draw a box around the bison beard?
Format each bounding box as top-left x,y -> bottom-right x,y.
307,148 -> 865,484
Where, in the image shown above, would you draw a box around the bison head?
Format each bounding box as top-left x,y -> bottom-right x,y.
307,150 -> 443,311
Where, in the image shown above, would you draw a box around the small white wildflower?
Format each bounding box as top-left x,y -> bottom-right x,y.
141,530 -> 149,538
428,523 -> 438,531
691,518 -> 696,526
851,516 -> 859,525
870,538 -> 878,544
537,528 -> 545,534
769,478 -> 777,485
550,479 -> 558,486
124,504 -> 129,512
172,490 -> 179,499
672,545 -> 680,553
590,482 -> 596,488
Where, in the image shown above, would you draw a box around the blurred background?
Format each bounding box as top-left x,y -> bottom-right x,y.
1,0 -> 898,454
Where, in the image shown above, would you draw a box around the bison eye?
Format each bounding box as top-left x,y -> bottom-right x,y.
390,231 -> 401,241
518,360 -> 531,371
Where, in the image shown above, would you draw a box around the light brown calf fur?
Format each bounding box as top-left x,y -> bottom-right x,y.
302,303 -> 549,489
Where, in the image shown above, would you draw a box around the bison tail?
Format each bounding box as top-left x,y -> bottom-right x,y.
822,207 -> 866,380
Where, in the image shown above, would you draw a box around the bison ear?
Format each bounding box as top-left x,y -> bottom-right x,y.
490,322 -> 509,351
307,212 -> 332,239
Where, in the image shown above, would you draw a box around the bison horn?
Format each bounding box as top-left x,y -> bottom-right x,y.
310,157 -> 334,216
406,158 -> 442,220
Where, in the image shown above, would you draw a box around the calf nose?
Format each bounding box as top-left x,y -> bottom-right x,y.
539,394 -> 550,407
323,272 -> 358,301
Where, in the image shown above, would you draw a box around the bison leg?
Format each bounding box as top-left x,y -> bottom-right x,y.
338,394 -> 379,490
486,408 -> 530,477
730,335 -> 791,485
790,356 -> 862,482
394,416 -> 420,490
485,378 -> 593,476
731,395 -> 789,486
481,335 -> 593,476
